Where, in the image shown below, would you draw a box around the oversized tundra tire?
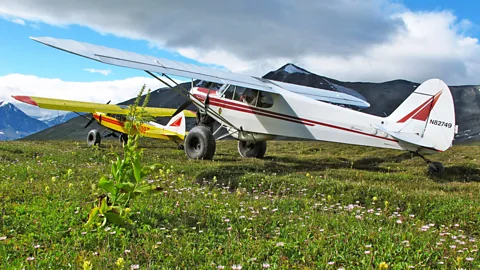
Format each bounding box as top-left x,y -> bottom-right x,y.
87,129 -> 101,146
185,126 -> 216,160
238,141 -> 267,158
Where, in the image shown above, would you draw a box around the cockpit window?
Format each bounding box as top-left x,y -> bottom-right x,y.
220,84 -> 274,108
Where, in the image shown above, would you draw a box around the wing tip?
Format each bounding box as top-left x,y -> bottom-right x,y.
11,95 -> 38,106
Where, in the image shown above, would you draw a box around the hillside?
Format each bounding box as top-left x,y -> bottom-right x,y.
0,101 -> 48,140
25,64 -> 480,143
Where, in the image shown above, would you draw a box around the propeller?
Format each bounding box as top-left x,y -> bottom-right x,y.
171,100 -> 193,118
84,100 -> 110,128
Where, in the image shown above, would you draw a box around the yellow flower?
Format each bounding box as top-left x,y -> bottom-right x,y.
115,257 -> 125,268
83,260 -> 93,270
379,262 -> 388,269
51,176 -> 56,182
384,201 -> 389,208
306,173 -> 311,178
373,196 -> 378,202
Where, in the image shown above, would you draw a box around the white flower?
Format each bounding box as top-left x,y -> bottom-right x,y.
131,265 -> 140,269
232,264 -> 242,270
217,266 -> 225,270
262,263 -> 271,268
466,257 -> 474,261
26,257 -> 35,261
0,236 -> 6,241
327,261 -> 335,265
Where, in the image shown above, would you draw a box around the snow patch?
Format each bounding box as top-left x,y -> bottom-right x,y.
284,64 -> 309,74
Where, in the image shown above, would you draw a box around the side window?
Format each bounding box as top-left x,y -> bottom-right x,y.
222,85 -> 235,99
233,86 -> 247,101
257,92 -> 274,108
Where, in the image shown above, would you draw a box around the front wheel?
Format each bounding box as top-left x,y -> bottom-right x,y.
238,141 -> 267,158
185,126 -> 216,160
87,129 -> 101,147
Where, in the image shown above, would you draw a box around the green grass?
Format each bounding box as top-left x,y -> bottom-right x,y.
0,139 -> 479,269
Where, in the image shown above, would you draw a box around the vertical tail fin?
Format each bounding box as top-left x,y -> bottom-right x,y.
385,79 -> 455,151
165,111 -> 186,139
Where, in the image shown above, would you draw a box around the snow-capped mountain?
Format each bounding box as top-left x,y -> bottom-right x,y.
19,63 -> 480,144
0,101 -> 49,140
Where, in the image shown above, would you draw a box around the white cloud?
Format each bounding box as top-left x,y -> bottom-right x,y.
83,68 -> 112,76
11,18 -> 24,25
0,1 -> 478,84
0,74 -> 182,119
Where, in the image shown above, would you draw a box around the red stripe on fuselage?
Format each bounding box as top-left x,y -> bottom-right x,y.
194,93 -> 398,143
93,114 -> 125,127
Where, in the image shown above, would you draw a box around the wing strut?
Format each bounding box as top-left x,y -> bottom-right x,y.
144,70 -> 240,131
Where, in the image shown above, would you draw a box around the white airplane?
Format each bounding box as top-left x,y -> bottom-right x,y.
30,37 -> 456,176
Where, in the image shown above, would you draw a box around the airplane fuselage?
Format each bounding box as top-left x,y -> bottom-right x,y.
190,87 -> 420,152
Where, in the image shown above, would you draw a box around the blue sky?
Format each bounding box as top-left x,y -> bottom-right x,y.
0,20 -> 207,82
0,0 -> 478,83
0,0 -> 479,117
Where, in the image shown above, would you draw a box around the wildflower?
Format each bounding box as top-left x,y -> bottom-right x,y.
364,250 -> 371,254
378,262 -> 388,269
81,232 -> 87,235
34,244 -> 41,249
115,258 -> 125,268
262,263 -> 271,268
0,236 -> 6,241
365,244 -> 372,248
224,219 -> 230,223
232,264 -> 242,270
466,257 -> 474,261
450,245 -> 456,249
83,260 -> 93,270
124,249 -> 131,254
131,265 -> 140,269
438,262 -> 444,265
372,196 -> 378,202
327,261 -> 335,265
276,242 -> 285,247
396,220 -> 403,224
26,257 -> 35,261
217,266 -> 225,270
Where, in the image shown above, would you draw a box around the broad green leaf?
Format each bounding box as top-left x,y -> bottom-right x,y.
133,158 -> 142,182
85,207 -> 100,227
99,197 -> 111,214
116,182 -> 135,192
105,212 -> 128,226
99,176 -> 116,195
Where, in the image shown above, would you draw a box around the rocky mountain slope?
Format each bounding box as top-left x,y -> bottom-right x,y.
24,64 -> 480,144
0,101 -> 49,140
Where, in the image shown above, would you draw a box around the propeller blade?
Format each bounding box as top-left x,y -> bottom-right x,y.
171,100 -> 193,118
84,116 -> 95,128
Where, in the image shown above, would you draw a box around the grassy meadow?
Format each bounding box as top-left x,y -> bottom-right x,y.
0,139 -> 480,269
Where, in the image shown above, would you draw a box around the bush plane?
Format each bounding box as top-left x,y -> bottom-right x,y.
12,95 -> 196,147
29,37 -> 457,176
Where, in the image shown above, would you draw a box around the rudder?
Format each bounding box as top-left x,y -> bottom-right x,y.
385,79 -> 455,152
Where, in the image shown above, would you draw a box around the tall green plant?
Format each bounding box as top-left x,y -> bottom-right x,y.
86,85 -> 160,227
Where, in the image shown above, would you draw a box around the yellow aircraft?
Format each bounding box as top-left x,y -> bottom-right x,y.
12,95 -> 196,147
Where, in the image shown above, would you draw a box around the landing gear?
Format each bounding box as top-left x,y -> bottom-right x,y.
238,141 -> 267,158
184,125 -> 216,160
428,161 -> 445,177
87,129 -> 101,146
119,133 -> 128,146
412,151 -> 445,177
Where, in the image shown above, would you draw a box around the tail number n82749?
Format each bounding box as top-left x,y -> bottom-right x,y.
430,119 -> 452,128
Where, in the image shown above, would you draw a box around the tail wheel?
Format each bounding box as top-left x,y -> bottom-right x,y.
238,141 -> 267,158
119,134 -> 128,145
428,161 -> 445,177
87,129 -> 101,146
185,126 -> 216,160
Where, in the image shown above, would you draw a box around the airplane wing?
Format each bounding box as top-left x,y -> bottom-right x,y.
30,37 -> 370,108
12,95 -> 196,117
